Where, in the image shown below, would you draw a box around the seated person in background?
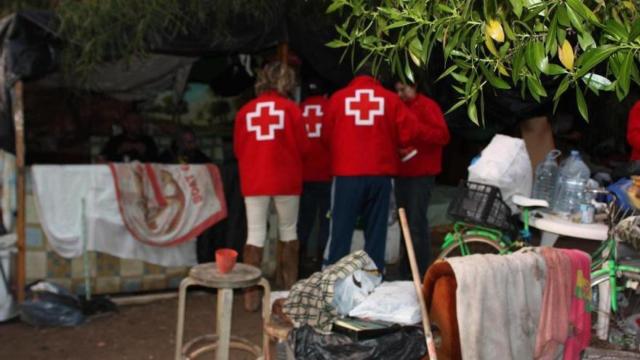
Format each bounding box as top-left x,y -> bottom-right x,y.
160,126 -> 211,164
100,112 -> 158,162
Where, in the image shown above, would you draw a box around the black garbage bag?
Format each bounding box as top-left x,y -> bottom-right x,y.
20,281 -> 85,327
289,324 -> 426,360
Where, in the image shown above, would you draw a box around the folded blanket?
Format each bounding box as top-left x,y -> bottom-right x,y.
449,252 -> 546,360
422,260 -> 461,360
109,163 -> 226,246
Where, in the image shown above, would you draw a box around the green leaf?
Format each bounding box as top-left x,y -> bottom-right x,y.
576,46 -> 618,78
467,102 -> 479,125
526,41 -> 545,74
630,19 -> 640,41
577,32 -> 595,50
509,0 -> 523,18
604,19 -> 629,41
575,87 -> 589,121
436,65 -> 458,82
582,73 -> 614,91
557,5 -> 570,27
546,17 -> 558,55
566,0 -> 600,25
512,49 -> 525,82
554,76 -> 571,101
566,4 -> 584,33
326,1 -> 346,14
326,40 -> 348,48
450,71 -> 469,83
618,51 -> 633,98
479,63 -> 511,90
527,76 -> 547,101
543,63 -> 566,76
446,99 -> 467,114
385,20 -> 412,31
404,61 -> 415,83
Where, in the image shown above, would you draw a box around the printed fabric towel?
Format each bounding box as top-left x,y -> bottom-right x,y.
32,165 -> 224,267
283,250 -> 375,333
560,249 -> 592,360
449,252 -> 546,360
535,247 -> 574,360
109,163 -> 227,246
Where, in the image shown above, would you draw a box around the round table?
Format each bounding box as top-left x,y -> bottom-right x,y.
174,262 -> 271,360
528,211 -> 608,247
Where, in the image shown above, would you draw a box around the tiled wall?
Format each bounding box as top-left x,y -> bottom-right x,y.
24,178 -> 189,296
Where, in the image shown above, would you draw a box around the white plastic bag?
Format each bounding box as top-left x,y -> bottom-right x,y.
468,134 -> 532,213
333,269 -> 382,316
349,281 -> 421,325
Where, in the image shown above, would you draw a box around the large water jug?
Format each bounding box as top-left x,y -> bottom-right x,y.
552,150 -> 590,215
532,150 -> 561,203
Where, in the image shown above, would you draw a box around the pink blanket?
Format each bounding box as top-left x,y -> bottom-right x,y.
535,247 -> 573,360
560,249 -> 592,360
109,163 -> 227,247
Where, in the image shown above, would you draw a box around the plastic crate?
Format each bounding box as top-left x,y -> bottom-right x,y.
447,181 -> 514,232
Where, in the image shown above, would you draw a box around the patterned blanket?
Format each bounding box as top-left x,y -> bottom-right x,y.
109,163 -> 227,247
283,250 -> 375,333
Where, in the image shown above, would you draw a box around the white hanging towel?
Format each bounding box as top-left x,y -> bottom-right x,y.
31,164 -> 223,267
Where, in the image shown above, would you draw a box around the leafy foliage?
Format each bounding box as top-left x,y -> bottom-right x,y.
328,0 -> 640,124
56,0 -> 276,81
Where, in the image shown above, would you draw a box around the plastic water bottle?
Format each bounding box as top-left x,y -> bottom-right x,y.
552,150 -> 591,215
532,150 -> 561,203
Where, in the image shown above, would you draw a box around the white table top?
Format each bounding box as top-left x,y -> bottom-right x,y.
529,211 -> 608,241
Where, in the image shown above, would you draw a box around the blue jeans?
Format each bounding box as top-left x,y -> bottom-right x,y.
324,176 -> 391,270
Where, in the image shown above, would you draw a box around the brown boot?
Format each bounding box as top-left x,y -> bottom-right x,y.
243,244 -> 263,312
280,240 -> 300,289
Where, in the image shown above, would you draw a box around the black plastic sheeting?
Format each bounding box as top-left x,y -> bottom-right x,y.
289,324 -> 427,360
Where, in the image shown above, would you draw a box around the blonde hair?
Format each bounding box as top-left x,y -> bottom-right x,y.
255,62 -> 296,96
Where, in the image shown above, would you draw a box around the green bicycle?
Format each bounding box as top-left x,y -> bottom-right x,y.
439,182 -> 640,344
437,181 -> 548,258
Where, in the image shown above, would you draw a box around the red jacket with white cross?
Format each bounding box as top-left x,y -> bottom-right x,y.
300,95 -> 332,182
323,75 -> 426,176
398,94 -> 450,177
234,91 -> 307,196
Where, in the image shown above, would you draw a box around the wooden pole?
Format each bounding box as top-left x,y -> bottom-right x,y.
12,81 -> 26,303
277,43 -> 288,64
399,208 -> 438,360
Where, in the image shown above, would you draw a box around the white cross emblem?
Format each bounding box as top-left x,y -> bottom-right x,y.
345,89 -> 384,126
303,105 -> 323,138
246,101 -> 285,141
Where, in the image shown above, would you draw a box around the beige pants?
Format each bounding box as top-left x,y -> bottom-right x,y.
244,196 -> 300,247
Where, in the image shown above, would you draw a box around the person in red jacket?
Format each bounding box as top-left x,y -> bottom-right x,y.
628,100 -> 640,161
234,62 -> 307,311
298,81 -> 331,274
395,81 -> 450,278
322,71 -> 428,270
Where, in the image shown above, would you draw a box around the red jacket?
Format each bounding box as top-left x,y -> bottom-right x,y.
301,96 -> 332,182
323,76 -> 426,176
398,94 -> 450,177
234,91 -> 307,196
628,100 -> 640,161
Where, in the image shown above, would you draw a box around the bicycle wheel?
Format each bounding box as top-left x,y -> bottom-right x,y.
591,272 -> 640,349
437,235 -> 503,259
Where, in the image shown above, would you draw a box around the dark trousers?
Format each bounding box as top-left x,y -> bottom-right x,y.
298,181 -> 331,260
395,176 -> 434,279
325,176 -> 391,270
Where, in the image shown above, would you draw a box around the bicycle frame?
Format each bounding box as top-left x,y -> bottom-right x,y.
441,222 -> 510,256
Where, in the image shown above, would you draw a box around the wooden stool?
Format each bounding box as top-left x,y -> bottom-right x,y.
174,263 -> 271,360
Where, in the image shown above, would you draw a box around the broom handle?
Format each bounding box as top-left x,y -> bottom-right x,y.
399,208 -> 438,360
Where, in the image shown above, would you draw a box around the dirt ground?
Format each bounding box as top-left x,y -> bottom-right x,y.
0,292 -> 263,360
0,234 -> 618,360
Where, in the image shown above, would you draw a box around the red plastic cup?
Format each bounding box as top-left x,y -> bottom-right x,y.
216,248 -> 238,274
